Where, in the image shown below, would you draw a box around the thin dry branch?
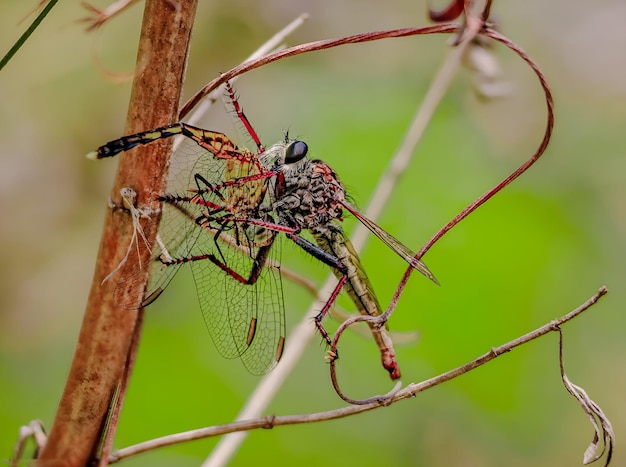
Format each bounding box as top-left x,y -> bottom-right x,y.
416,27 -> 554,259
80,0 -> 140,31
109,286 -> 608,463
329,23 -> 555,402
201,22 -> 472,466
184,13 -> 309,128
179,24 -> 458,119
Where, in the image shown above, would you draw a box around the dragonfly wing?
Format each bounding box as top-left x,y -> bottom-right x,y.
113,136 -> 224,309
185,137 -> 285,374
190,226 -> 286,375
110,130 -> 286,374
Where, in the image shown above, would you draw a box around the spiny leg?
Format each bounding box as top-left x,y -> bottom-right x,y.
285,233 -> 350,355
224,80 -> 264,154
160,237 -> 275,347
190,171 -> 277,198
162,171 -> 278,208
158,173 -> 230,212
157,211 -> 300,285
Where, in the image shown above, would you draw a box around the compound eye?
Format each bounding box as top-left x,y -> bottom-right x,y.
284,141 -> 308,164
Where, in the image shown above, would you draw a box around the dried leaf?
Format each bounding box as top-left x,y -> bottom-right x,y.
12,419 -> 47,465
428,0 -> 466,22
558,328 -> 615,466
101,188 -> 154,285
463,39 -> 512,100
80,0 -> 139,31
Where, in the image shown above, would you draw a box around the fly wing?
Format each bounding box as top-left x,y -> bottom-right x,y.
342,201 -> 439,285
112,202 -> 195,310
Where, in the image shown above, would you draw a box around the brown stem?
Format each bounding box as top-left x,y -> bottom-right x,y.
97,310 -> 144,466
37,1 -> 198,466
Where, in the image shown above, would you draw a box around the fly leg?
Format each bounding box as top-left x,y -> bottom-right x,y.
224,80 -> 264,154
187,172 -> 277,202
285,233 -> 349,357
156,239 -> 274,348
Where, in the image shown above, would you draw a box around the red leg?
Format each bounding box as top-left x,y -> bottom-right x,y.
224,80 -> 264,154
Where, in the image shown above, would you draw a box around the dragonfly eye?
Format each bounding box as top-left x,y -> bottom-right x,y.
284,141 -> 308,164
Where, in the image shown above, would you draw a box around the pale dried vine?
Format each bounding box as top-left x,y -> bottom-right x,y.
109,287 -> 608,462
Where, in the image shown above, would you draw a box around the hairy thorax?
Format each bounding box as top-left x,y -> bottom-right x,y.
274,157 -> 346,232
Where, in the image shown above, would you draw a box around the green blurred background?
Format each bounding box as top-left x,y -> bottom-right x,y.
1,1 -> 624,466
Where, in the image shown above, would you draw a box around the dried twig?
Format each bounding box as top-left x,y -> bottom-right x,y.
184,13 -> 309,128
80,0 -> 140,31
179,24 -> 458,120
329,21 -> 555,401
109,287 -> 608,463
200,21 -> 472,467
11,420 -> 47,467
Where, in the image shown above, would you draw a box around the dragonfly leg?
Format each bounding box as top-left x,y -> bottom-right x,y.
153,200 -> 278,288
159,171 -> 277,213
211,222 -> 234,266
159,192 -> 223,212
193,173 -> 226,204
286,233 -> 347,272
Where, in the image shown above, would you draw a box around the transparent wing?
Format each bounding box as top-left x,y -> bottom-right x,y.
191,226 -> 286,375
341,201 -> 439,285
114,136 -> 217,309
189,156 -> 285,375
114,133 -> 285,374
114,132 -> 265,305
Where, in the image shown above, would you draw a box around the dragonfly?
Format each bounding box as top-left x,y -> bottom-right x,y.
88,83 -> 438,378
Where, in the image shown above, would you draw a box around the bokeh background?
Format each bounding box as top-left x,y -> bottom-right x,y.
1,1 -> 624,466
